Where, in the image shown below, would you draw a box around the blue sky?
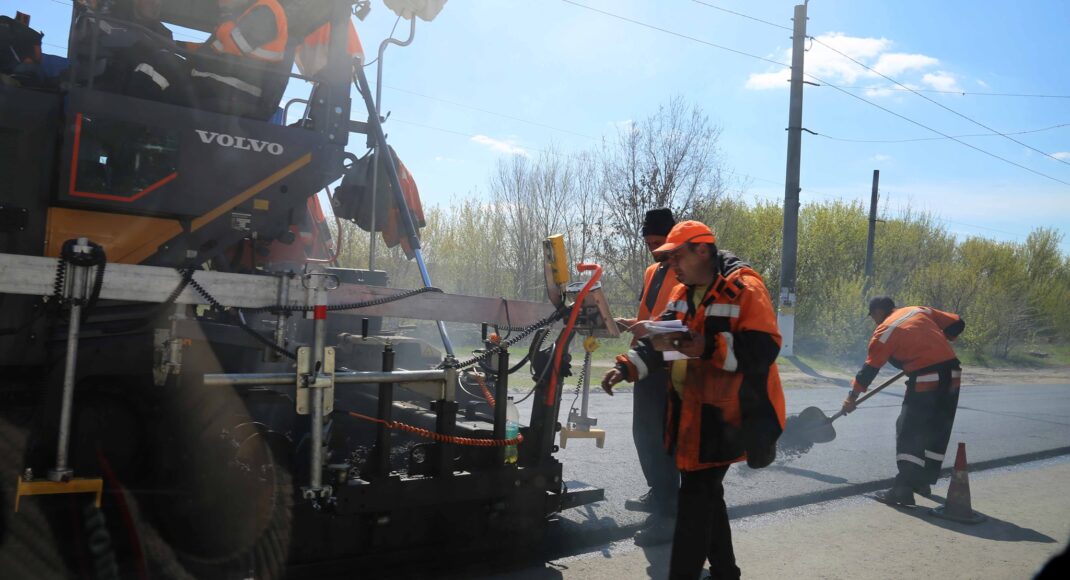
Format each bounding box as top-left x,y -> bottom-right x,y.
15,0 -> 1070,252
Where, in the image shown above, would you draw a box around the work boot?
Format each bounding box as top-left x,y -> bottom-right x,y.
624,490 -> 657,513
633,514 -> 675,547
873,485 -> 915,506
914,484 -> 932,498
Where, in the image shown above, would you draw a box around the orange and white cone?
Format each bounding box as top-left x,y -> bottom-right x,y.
930,442 -> 986,524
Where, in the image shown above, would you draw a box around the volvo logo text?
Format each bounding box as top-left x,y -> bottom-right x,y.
196,130 -> 284,155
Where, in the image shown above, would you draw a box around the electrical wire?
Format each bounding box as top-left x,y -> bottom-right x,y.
559,0 -> 1070,187
814,122 -> 1070,144
808,36 -> 1070,167
560,0 -> 787,68
833,86 -> 1070,99
689,0 -> 1070,99
689,0 -> 792,31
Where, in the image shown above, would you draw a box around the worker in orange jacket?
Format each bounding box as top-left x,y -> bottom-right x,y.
844,296 -> 966,506
609,208 -> 681,546
603,220 -> 786,580
190,0 -> 289,117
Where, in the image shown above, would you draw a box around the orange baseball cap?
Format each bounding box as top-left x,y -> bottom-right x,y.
653,220 -> 717,255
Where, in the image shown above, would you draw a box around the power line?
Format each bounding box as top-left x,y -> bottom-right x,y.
384,85 -> 598,140
834,86 -> 1070,99
815,122 -> 1070,144
808,81 -> 1070,186
689,1 -> 1070,100
561,0 -> 1070,187
559,0 -> 789,68
809,36 -> 1070,167
689,0 -> 792,31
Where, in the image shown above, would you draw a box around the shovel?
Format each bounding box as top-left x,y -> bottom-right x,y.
784,371 -> 906,445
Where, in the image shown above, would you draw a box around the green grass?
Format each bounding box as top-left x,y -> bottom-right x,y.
956,341 -> 1070,369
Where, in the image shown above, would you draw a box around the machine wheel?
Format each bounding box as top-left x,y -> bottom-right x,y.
144,377 -> 293,580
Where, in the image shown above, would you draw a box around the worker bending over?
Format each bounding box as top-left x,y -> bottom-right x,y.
844,296 -> 966,506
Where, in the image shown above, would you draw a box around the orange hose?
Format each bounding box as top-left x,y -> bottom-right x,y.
546,263 -> 602,406
347,411 -> 522,447
475,374 -> 496,408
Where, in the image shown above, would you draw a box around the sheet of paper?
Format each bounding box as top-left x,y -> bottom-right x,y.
638,320 -> 688,335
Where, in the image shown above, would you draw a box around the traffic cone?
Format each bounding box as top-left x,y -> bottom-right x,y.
930,442 -> 986,524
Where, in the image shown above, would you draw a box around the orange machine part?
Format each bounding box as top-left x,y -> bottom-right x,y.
45,207 -> 182,264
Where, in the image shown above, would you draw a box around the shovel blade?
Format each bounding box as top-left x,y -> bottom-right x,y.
787,406 -> 837,444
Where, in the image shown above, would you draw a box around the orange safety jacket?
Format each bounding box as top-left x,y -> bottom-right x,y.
637,261 -> 679,323
209,0 -> 289,63
295,20 -> 363,77
615,252 -> 786,471
852,306 -> 965,393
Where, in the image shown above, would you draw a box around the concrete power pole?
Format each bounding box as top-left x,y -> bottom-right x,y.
777,2 -> 808,357
864,169 -> 880,280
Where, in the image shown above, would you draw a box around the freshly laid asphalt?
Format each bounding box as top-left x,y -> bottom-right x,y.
515,381 -> 1070,555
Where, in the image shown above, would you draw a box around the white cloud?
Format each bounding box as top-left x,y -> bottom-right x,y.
922,71 -> 962,92
470,134 -> 528,157
872,53 -> 939,76
872,154 -> 892,162
1052,152 -> 1070,161
745,69 -> 790,90
976,79 -> 990,88
745,33 -> 949,98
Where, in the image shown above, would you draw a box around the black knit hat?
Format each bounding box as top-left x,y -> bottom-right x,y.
641,208 -> 676,237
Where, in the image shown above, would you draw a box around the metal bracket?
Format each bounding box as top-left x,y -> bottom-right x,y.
153,314 -> 187,386
15,475 -> 103,512
296,346 -> 335,415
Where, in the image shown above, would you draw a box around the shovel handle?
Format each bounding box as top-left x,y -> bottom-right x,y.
828,370 -> 906,422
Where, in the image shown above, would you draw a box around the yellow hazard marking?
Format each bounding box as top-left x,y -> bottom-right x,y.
15,476 -> 103,512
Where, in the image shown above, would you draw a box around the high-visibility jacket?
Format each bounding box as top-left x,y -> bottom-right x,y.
616,252 -> 786,471
852,306 -> 965,393
295,20 -> 363,77
637,261 -> 679,323
209,0 -> 288,63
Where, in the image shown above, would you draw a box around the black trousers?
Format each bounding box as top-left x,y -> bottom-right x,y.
895,370 -> 961,488
669,464 -> 739,580
632,368 -> 679,513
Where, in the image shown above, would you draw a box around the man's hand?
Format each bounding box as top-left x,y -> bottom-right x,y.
650,332 -> 703,357
842,391 -> 860,414
601,368 -> 624,396
649,331 -> 688,352
617,317 -> 648,338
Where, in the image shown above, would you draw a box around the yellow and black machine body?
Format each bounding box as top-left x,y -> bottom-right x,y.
0,2 -> 605,578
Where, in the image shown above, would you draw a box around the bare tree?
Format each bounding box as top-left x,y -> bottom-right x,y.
597,96 -> 727,306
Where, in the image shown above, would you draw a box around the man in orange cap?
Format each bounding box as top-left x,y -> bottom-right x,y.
603,220 -> 786,580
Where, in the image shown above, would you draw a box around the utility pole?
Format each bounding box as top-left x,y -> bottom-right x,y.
777,2 -> 808,358
864,169 -> 880,281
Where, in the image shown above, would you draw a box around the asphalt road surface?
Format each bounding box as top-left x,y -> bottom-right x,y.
515,380 -> 1070,557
